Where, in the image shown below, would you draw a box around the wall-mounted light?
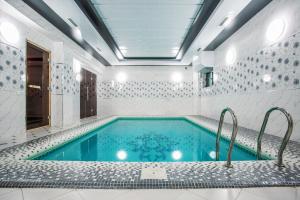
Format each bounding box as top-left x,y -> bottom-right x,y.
116,72 -> 127,83
213,73 -> 218,83
116,150 -> 127,160
263,74 -> 271,82
111,80 -> 115,88
266,18 -> 286,43
171,72 -> 183,83
75,73 -> 82,82
171,150 -> 182,160
0,21 -> 20,44
226,46 -> 237,65
73,58 -> 81,73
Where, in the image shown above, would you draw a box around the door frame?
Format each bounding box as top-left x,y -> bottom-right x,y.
25,40 -> 52,130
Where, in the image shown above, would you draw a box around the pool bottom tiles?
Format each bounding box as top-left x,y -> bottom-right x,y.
32,118 -> 267,162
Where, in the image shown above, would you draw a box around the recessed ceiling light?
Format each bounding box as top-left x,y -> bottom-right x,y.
172,47 -> 179,54
116,51 -> 124,59
119,46 -> 128,55
73,27 -> 82,41
120,49 -> 127,54
172,50 -> 178,54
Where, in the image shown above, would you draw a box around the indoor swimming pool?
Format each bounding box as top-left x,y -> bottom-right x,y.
31,118 -> 264,162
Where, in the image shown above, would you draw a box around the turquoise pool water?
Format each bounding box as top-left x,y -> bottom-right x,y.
33,118 -> 259,162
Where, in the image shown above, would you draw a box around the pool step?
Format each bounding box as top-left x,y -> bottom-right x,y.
140,165 -> 167,180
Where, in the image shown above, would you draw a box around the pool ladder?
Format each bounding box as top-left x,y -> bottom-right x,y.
216,107 -> 293,168
256,107 -> 293,167
216,107 -> 238,168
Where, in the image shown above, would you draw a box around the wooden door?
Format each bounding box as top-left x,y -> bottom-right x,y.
80,69 -> 97,118
80,69 -> 87,119
26,42 -> 50,129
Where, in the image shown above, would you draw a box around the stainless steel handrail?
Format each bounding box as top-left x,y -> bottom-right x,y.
216,107 -> 238,168
257,107 -> 293,167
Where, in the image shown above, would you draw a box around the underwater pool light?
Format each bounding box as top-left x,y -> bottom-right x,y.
117,150 -> 127,160
172,150 -> 182,160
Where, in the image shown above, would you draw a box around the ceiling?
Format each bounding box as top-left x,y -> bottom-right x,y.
3,0 -> 272,66
91,0 -> 204,58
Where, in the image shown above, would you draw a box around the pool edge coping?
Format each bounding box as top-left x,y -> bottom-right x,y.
0,116 -> 300,189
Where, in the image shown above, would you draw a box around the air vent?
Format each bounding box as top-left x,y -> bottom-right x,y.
67,18 -> 78,27
219,17 -> 229,26
219,14 -> 235,27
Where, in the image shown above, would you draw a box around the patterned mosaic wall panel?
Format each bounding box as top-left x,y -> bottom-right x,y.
0,43 -> 25,92
51,63 -> 79,96
198,32 -> 300,96
0,42 -> 26,140
98,81 -> 194,98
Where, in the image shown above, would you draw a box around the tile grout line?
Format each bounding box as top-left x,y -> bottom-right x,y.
234,188 -> 243,200
20,188 -> 24,200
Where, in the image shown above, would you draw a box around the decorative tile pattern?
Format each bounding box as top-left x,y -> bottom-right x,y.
0,42 -> 25,92
0,43 -> 26,141
0,116 -> 299,189
198,32 -> 300,97
51,63 -> 79,95
127,133 -> 179,162
98,81 -> 194,98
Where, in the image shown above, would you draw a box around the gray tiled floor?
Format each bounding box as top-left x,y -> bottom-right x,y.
0,187 -> 299,200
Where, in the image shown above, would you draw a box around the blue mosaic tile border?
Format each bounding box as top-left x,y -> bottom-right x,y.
0,116 -> 299,189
